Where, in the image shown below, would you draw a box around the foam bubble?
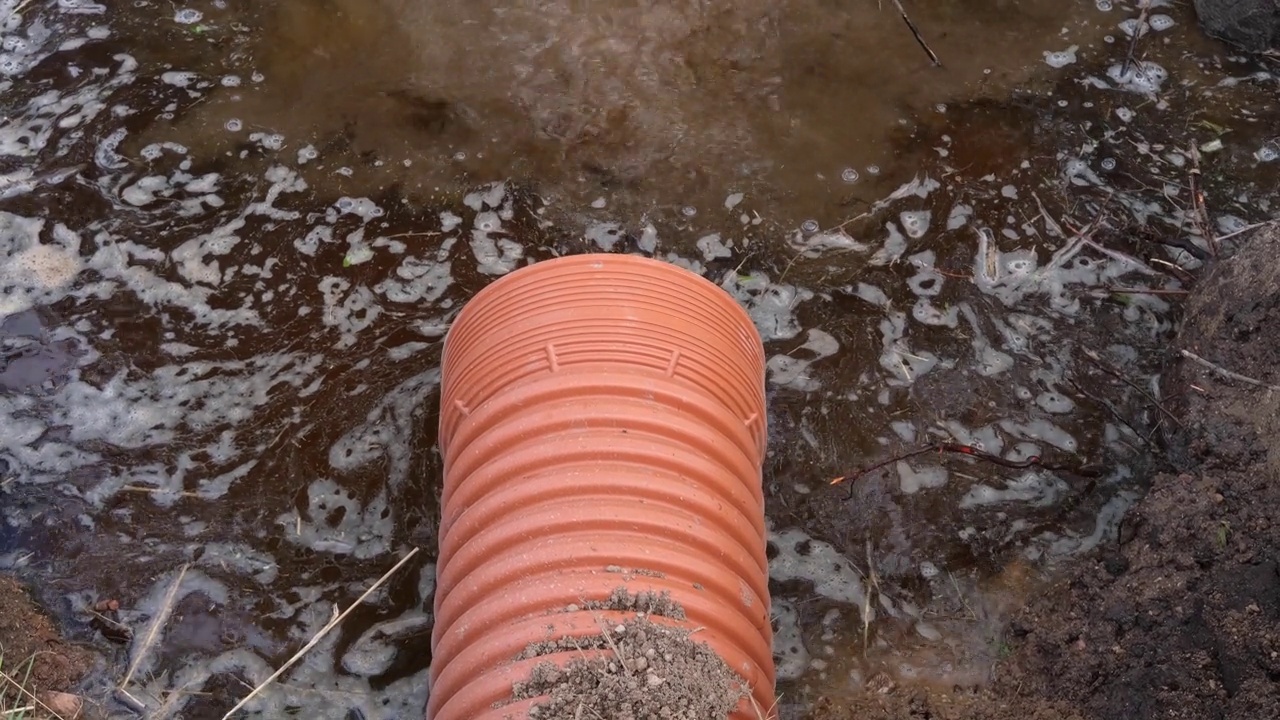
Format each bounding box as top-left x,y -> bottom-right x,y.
161,71 -> 197,87
1043,46 -> 1078,68
767,329 -> 839,391
721,271 -> 813,342
897,462 -> 948,494
1107,61 -> 1167,95
768,526 -> 868,607
173,8 -> 203,24
1148,14 -> 1175,31
899,210 -> 931,239
771,600 -> 810,681
696,233 -> 732,260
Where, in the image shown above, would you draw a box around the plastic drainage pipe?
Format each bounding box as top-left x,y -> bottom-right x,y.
429,254 -> 775,720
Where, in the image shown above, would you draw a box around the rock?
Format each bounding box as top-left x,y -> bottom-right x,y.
1192,0 -> 1280,53
39,691 -> 84,719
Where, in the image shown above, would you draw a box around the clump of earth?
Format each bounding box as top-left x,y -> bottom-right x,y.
505,588 -> 750,720
0,575 -> 94,718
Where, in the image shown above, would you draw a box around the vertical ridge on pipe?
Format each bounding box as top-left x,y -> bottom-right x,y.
431,254 -> 775,720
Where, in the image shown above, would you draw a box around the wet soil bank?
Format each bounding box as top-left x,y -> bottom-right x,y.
813,223 -> 1280,720
0,574 -> 94,717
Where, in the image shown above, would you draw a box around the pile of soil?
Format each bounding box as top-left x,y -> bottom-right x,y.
0,574 -> 93,715
810,224 -> 1280,719
506,588 -> 748,720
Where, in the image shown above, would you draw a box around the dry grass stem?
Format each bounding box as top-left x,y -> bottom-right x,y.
219,547 -> 420,720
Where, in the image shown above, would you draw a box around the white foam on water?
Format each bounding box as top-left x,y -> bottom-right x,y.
276,478 -> 392,558
0,213 -> 84,319
772,600 -> 811,682
465,186 -> 523,275
1043,45 -> 1079,68
721,271 -> 813,342
946,203 -> 974,230
1106,61 -> 1168,95
768,526 -> 868,608
999,418 -> 1077,452
696,232 -> 732,260
585,221 -> 624,251
959,469 -> 1067,509
878,309 -> 948,385
787,227 -> 869,257
897,461 -> 948,494
899,210 -> 932,239
867,222 -> 908,266
767,328 -> 839,392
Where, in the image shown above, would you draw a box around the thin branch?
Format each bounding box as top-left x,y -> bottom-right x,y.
1180,349 -> 1280,391
1214,219 -> 1277,244
890,0 -> 941,66
1080,348 -> 1183,427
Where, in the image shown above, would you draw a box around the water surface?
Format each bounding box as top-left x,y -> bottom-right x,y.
0,0 -> 1277,717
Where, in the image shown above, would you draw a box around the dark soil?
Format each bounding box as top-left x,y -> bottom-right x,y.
0,574 -> 94,714
809,226 -> 1280,720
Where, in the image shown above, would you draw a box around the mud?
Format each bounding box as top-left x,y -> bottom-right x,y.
807,225 -> 1280,719
0,574 -> 94,713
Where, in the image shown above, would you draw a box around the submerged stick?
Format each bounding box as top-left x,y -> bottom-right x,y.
1120,2 -> 1151,78
220,547 -> 421,720
890,0 -> 941,67
1081,347 -> 1183,427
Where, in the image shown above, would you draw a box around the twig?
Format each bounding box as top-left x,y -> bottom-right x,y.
121,485 -> 199,498
1081,348 -> 1183,426
220,547 -> 420,719
1092,286 -> 1190,296
1149,257 -> 1196,284
861,540 -> 882,658
890,0 -> 941,66
12,0 -> 39,18
949,572 -> 977,620
1187,144 -> 1216,256
121,563 -> 189,689
1120,2 -> 1151,78
1214,219 -> 1277,244
822,210 -> 870,235
1180,349 -> 1280,391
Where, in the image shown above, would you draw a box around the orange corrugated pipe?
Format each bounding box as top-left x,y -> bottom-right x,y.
429,253 -> 775,719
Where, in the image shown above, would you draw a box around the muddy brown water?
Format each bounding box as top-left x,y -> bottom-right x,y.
0,0 -> 1277,717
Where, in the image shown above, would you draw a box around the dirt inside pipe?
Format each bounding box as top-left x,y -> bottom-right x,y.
507,588 -> 748,720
